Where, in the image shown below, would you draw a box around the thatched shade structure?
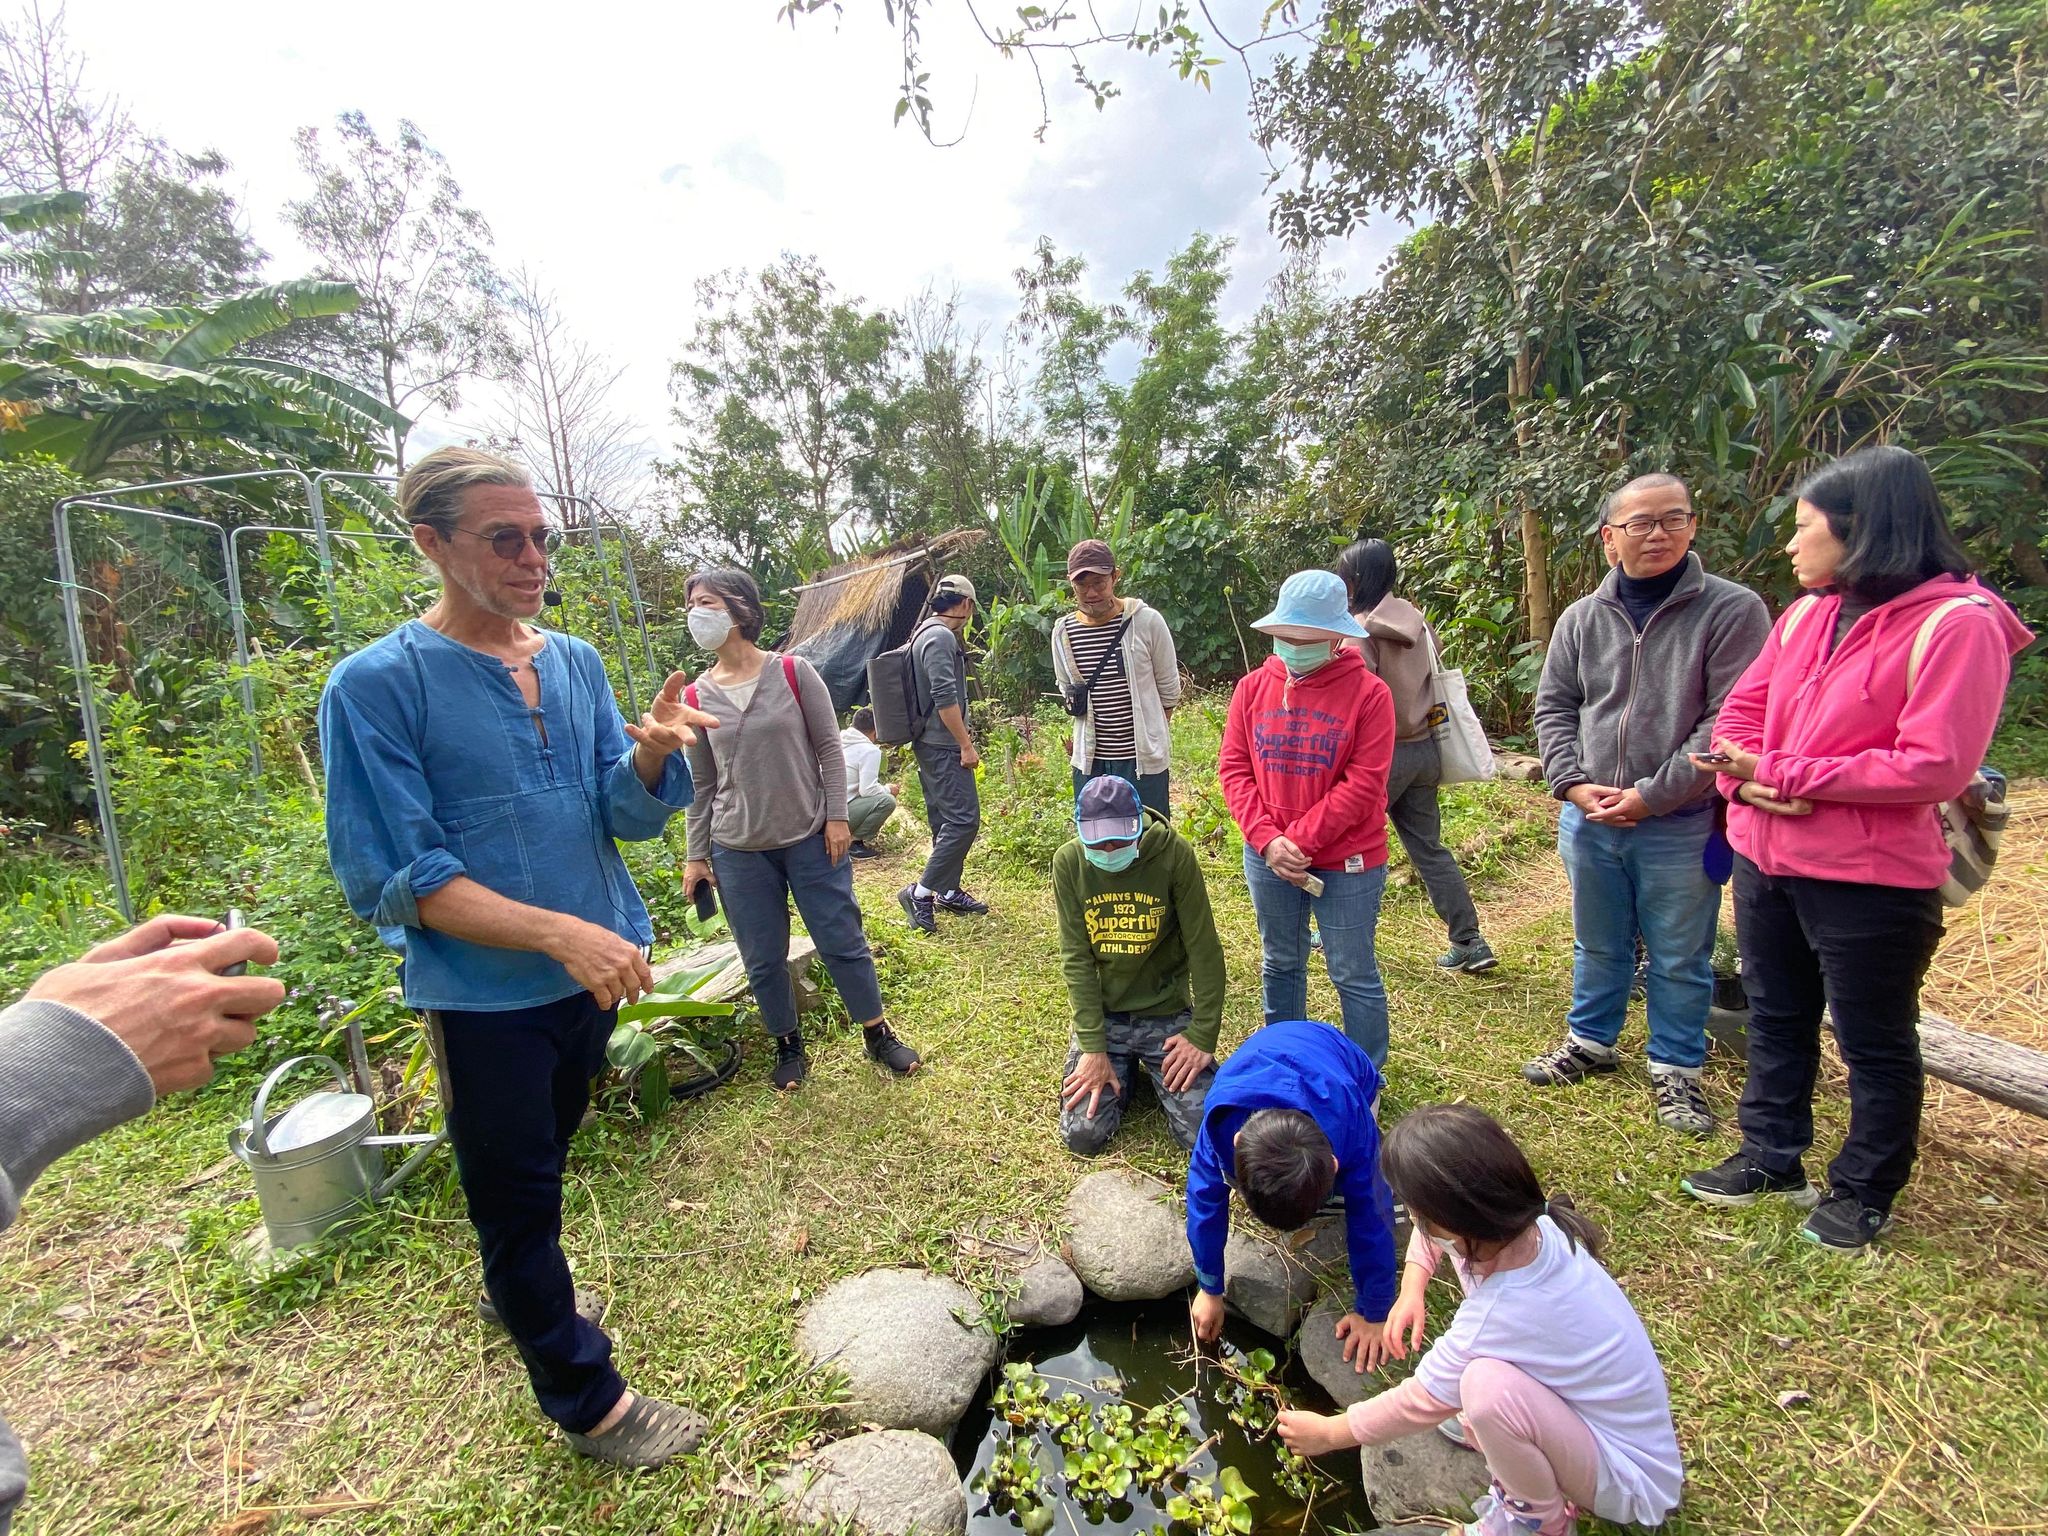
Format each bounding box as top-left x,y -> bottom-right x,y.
785,528 -> 987,712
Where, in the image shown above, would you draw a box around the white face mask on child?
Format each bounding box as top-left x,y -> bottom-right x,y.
1425,1229 -> 1461,1259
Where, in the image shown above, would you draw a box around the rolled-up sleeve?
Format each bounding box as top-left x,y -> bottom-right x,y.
318,672 -> 465,930
591,652 -> 693,843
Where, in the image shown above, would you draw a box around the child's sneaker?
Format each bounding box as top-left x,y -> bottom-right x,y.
1460,1484 -> 1572,1535
1649,1066 -> 1713,1135
1801,1190 -> 1892,1252
1680,1151 -> 1820,1209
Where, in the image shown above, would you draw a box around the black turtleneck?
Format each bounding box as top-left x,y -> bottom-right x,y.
1615,559 -> 1688,632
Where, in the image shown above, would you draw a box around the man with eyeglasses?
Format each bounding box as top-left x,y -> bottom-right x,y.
1530,474 -> 1769,1134
319,447 -> 718,1468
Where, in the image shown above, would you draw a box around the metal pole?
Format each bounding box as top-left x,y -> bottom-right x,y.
52,500 -> 134,922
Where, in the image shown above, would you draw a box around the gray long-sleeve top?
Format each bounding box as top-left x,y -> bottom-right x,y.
1534,553 -> 1771,817
683,652 -> 849,860
1,999 -> 156,1533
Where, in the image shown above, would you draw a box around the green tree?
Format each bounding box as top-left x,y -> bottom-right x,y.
1013,236 -> 1128,516
283,111 -> 514,467
665,254 -> 898,565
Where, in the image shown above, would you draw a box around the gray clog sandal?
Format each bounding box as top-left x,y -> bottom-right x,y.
564,1395 -> 706,1469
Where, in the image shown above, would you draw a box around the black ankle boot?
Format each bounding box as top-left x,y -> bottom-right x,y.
772,1031 -> 809,1091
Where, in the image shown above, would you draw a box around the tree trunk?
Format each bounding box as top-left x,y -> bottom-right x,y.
1509,345 -> 1554,642
1919,1010 -> 2048,1119
2010,536 -> 2048,589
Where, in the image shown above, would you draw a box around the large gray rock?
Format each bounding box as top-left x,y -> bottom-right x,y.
1362,1428 -> 1490,1522
796,1269 -> 999,1436
1223,1226 -> 1319,1337
1063,1171 -> 1195,1301
776,1429 -> 967,1535
1294,1296 -> 1374,1409
1007,1253 -> 1083,1328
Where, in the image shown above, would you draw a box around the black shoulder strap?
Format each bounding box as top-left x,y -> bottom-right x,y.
1076,614 -> 1130,693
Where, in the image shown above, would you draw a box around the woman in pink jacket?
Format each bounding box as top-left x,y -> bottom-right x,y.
1678,445 -> 2033,1251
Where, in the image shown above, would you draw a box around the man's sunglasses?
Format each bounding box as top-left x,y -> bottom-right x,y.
448,525 -> 565,560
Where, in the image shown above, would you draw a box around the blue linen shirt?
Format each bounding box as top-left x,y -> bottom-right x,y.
318,620 -> 693,1011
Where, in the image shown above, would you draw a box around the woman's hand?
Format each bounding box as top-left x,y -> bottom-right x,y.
682,859 -> 715,894
824,819 -> 851,864
1737,781 -> 1813,817
1263,835 -> 1311,886
1692,737 -> 1760,782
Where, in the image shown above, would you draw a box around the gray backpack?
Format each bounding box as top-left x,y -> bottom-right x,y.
866,618 -> 943,747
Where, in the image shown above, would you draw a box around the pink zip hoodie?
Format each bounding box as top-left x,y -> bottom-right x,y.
1716,573 -> 2034,888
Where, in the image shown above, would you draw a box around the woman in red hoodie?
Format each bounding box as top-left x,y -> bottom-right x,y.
1221,569 -> 1398,1065
1679,445 -> 2034,1252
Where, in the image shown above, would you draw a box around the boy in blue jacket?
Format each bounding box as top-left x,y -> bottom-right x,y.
1185,1019 -> 1400,1372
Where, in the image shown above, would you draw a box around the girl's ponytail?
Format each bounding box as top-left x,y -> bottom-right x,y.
1542,1191 -> 1606,1261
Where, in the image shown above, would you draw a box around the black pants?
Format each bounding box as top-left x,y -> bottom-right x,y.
434,993 -> 624,1433
1732,854 -> 1943,1212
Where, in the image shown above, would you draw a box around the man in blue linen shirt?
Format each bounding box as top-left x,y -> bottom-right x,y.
319,447 -> 715,1468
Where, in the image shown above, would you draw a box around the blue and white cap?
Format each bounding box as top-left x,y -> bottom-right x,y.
1075,775 -> 1142,845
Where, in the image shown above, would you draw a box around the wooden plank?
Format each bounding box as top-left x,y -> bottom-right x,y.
648,935 -> 818,1007
1704,1005 -> 2048,1119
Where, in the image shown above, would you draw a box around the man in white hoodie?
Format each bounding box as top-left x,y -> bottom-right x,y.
1052,539 -> 1182,816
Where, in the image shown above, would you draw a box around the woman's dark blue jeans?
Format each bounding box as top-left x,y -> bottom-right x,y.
434,992 -> 624,1433
711,829 -> 886,1036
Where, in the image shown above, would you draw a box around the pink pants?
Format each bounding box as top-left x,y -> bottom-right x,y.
1461,1357 -> 1601,1534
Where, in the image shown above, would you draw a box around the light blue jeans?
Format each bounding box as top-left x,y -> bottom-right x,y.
1244,848 -> 1391,1066
1557,801 -> 1718,1069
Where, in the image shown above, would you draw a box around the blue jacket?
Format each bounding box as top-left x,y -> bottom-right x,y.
319,620 -> 692,1011
1185,1019 -> 1398,1322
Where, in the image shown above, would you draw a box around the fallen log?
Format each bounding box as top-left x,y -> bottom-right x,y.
1706,1005 -> 2048,1119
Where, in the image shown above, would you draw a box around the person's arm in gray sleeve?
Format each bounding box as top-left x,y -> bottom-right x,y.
1637,589 -> 1773,815
1149,609 -> 1182,710
1533,608 -> 1588,798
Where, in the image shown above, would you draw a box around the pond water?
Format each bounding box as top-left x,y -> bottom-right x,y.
953,1298 -> 1375,1535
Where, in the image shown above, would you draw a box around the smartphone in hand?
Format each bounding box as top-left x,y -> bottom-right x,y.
691,880 -> 718,922
1694,751 -> 1735,766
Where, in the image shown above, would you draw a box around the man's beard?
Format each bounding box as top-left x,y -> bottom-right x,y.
449,563 -> 542,620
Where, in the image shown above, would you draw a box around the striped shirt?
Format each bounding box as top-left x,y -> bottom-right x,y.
1065,614 -> 1136,761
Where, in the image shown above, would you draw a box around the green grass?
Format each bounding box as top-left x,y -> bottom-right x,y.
3,712 -> 2045,1535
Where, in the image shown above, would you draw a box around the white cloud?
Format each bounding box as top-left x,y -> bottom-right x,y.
57,0 -> 1405,478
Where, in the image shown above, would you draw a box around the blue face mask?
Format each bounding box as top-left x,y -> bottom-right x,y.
1275,638 -> 1334,673
1083,842 -> 1139,873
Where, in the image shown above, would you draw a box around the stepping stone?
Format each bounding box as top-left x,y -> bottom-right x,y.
776,1428 -> 967,1535
1224,1226 -> 1319,1337
1007,1252 -> 1083,1329
796,1268 -> 999,1436
1294,1295 -> 1376,1409
1362,1426 -> 1490,1522
1062,1171 -> 1195,1301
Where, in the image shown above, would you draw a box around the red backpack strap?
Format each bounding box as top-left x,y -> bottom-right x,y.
684,682 -> 700,710
782,653 -> 799,698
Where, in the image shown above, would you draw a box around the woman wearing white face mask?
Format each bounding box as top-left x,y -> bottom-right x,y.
678,568 -> 922,1091
1218,569 -> 1398,1065
1275,1105 -> 1683,1536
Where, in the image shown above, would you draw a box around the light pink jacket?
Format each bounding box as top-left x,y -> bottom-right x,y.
1716,574 -> 2033,888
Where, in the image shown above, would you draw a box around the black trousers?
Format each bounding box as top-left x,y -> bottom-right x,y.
434,992 -> 624,1433
1731,854 -> 1943,1212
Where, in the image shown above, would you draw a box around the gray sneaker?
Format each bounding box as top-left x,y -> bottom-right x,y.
1520,1035 -> 1620,1086
1650,1068 -> 1714,1135
1437,938 -> 1498,974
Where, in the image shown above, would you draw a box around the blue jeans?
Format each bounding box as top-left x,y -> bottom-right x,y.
711,830 -> 886,1036
1557,802 -> 1718,1069
1243,847 -> 1391,1065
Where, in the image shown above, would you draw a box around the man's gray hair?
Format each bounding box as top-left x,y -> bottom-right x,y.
399,447 -> 533,539
1594,471 -> 1691,530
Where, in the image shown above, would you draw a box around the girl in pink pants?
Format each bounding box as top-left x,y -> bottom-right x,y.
1278,1105 -> 1682,1535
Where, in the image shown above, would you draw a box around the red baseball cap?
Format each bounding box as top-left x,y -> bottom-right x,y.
1066,539 -> 1116,579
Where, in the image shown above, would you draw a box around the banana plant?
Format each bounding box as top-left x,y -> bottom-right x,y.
605,959 -> 740,1122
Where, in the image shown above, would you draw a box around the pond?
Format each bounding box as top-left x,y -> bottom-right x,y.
953,1298 -> 1375,1535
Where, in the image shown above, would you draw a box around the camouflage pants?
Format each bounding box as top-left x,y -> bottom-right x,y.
1059,1009 -> 1215,1156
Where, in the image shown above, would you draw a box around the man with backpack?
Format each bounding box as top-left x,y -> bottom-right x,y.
1052,539 -> 1181,816
898,574 -> 988,934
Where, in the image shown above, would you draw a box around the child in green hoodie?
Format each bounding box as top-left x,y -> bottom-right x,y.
1056,775 -> 1228,1154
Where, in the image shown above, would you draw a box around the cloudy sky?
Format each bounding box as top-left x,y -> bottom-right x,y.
61,1 -> 1403,488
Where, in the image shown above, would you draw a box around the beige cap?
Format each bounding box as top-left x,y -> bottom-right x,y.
933,573 -> 977,604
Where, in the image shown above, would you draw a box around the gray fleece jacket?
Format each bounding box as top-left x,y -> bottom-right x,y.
1534,553 -> 1770,817
1,999 -> 156,1534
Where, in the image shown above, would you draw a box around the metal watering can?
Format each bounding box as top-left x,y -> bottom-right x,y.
229,1053 -> 440,1252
